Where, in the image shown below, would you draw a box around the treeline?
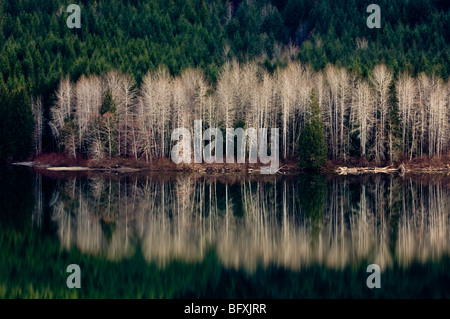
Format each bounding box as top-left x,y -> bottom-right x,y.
48,61 -> 450,164
0,79 -> 34,160
0,0 -> 449,160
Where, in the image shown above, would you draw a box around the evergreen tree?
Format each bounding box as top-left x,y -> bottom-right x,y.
100,88 -> 116,115
0,0 -> 448,160
99,88 -> 117,158
298,89 -> 327,170
0,76 -> 9,161
0,87 -> 34,161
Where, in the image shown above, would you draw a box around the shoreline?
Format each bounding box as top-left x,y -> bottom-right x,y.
12,161 -> 302,175
11,156 -> 450,176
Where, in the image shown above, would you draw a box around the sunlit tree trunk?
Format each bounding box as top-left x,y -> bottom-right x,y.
351,78 -> 373,158
50,77 -> 73,141
396,73 -> 417,160
370,65 -> 392,163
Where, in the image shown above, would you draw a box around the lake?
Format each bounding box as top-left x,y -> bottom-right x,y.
1,166 -> 449,298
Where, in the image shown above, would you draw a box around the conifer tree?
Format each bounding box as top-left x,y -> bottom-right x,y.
298,89 -> 327,170
99,88 -> 117,158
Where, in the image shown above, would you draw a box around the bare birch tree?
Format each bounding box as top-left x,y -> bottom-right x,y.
105,70 -> 137,157
351,78 -> 373,158
370,64 -> 392,163
325,65 -> 351,160
396,73 -> 417,159
50,77 -> 73,141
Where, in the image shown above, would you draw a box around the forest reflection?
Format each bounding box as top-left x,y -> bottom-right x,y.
36,174 -> 450,271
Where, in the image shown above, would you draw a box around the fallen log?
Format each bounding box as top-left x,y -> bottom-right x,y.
336,166 -> 401,175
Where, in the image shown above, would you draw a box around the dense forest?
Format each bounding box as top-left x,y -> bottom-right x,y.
48,62 -> 450,165
0,0 -> 449,165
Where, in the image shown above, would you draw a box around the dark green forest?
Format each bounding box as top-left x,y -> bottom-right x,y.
0,0 -> 449,161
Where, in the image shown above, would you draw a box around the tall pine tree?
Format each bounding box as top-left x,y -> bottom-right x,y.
298,89 -> 327,170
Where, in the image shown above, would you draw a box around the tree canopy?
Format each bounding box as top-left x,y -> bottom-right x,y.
0,0 -> 448,161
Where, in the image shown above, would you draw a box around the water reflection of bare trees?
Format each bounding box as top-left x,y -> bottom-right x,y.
397,179 -> 450,265
41,174 -> 450,271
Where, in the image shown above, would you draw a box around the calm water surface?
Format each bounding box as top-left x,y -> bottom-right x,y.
1,167 -> 450,298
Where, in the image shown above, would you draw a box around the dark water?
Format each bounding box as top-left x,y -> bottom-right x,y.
1,166 -> 450,298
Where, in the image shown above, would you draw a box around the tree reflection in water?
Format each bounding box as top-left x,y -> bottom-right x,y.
42,174 -> 450,272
